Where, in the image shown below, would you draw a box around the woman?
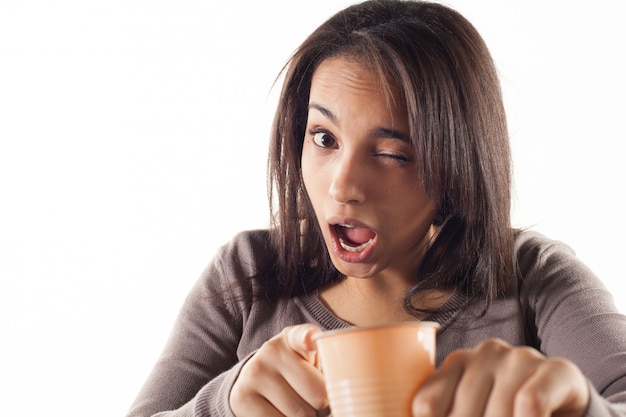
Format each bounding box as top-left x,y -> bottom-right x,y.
126,1 -> 626,416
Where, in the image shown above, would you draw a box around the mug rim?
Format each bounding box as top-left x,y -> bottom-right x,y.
313,321 -> 440,341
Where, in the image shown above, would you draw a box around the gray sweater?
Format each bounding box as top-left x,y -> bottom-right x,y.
126,229 -> 626,417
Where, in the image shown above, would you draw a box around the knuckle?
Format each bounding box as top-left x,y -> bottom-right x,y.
229,381 -> 253,406
242,359 -> 263,379
548,357 -> 576,372
258,336 -> 286,360
442,348 -> 469,366
310,390 -> 329,410
477,338 -> 509,355
412,392 -> 439,417
500,346 -> 544,374
514,387 -> 546,416
240,352 -> 272,381
507,346 -> 540,364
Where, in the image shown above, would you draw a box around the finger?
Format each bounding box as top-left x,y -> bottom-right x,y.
451,340 -> 506,417
231,331 -> 326,417
480,347 -> 544,417
452,341 -> 542,417
231,392 -> 286,417
513,358 -> 589,417
254,372 -> 320,417
284,328 -> 329,410
234,348 -> 320,417
280,353 -> 328,411
412,350 -> 466,417
451,368 -> 494,417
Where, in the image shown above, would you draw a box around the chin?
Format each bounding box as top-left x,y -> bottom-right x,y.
330,257 -> 379,279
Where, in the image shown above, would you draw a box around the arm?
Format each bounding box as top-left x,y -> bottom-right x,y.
523,235 -> 626,415
125,242 -> 250,417
413,233 -> 626,417
125,231 -> 329,417
126,293 -> 328,417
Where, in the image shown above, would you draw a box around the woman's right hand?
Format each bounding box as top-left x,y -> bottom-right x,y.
230,324 -> 330,417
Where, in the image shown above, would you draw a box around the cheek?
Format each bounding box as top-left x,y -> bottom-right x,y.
386,185 -> 437,224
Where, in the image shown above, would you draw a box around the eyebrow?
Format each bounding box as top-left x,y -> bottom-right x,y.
308,102 -> 411,144
309,103 -> 338,124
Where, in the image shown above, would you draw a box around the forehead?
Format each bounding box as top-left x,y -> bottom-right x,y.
309,57 -> 406,115
312,58 -> 381,91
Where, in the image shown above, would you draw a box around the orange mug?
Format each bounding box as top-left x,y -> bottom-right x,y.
314,322 -> 439,417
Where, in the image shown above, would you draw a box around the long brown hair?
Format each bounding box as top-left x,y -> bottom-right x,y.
266,0 -> 514,313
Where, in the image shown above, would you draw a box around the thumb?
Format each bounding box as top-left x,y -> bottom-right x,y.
285,323 -> 322,364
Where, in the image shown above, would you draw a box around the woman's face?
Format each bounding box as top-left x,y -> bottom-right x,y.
301,57 -> 438,282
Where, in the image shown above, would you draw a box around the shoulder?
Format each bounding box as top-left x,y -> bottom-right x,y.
514,229 -> 577,267
514,229 -> 575,253
186,229 -> 276,314
217,229 -> 273,261
188,229 -> 275,296
210,229 -> 275,281
513,229 -> 604,295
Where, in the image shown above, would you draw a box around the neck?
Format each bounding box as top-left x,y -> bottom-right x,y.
318,274 -> 452,327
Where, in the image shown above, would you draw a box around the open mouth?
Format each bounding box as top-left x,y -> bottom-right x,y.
334,224 -> 377,253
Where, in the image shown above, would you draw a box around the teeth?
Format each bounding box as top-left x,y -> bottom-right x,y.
339,237 -> 374,253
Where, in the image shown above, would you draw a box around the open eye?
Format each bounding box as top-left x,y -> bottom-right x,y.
311,130 -> 337,148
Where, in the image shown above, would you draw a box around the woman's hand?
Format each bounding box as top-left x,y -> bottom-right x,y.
412,338 -> 590,417
230,324 -> 329,417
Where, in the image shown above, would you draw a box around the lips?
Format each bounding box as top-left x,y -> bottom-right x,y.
328,219 -> 378,263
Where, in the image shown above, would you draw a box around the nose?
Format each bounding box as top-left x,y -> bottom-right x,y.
328,153 -> 366,204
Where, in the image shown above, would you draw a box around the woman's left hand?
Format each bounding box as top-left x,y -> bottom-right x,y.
412,338 -> 590,417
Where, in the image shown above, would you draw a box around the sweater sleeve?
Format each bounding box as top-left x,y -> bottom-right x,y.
125,233 -> 263,417
518,233 -> 626,416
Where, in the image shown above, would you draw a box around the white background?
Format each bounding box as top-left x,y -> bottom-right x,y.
1,1 -> 624,416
